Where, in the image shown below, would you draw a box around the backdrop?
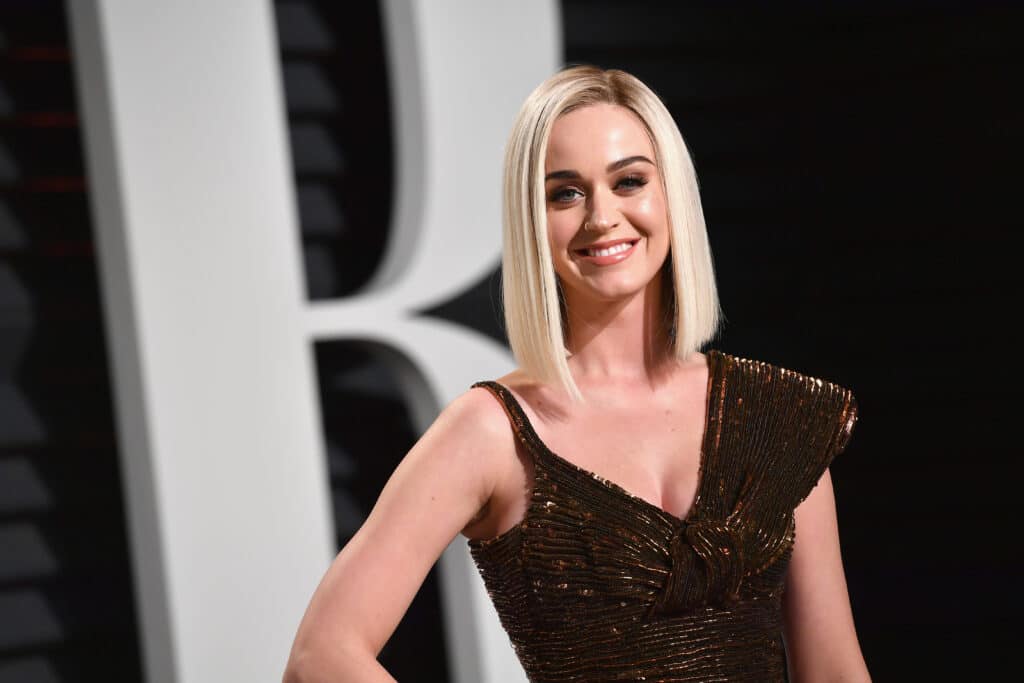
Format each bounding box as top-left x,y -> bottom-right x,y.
0,1 -> 1020,681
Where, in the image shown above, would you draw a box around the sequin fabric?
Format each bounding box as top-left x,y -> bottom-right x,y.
467,349 -> 858,682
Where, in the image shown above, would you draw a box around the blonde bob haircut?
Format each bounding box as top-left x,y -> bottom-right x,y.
502,65 -> 721,403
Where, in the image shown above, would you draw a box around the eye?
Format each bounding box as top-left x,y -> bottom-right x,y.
548,186 -> 583,203
615,174 -> 649,191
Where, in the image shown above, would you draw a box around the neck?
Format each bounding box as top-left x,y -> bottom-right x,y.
561,271 -> 676,386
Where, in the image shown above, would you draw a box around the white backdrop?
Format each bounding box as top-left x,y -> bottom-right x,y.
67,1 -> 560,681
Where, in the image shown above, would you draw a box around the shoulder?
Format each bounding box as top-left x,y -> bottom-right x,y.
410,383 -> 521,512
444,378 -> 535,532
437,382 -> 519,448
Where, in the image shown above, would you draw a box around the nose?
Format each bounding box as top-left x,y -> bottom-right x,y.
585,185 -> 619,233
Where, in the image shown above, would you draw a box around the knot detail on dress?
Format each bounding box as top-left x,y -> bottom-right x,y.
647,517 -> 745,617
648,473 -> 758,618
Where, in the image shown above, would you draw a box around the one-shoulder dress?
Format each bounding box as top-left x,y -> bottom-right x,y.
467,349 -> 858,682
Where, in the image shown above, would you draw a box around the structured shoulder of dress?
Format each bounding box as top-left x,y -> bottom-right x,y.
709,350 -> 859,510
715,350 -> 857,404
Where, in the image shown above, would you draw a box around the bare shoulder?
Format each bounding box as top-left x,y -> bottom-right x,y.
454,370 -> 541,538
437,380 -> 517,446
421,380 -> 522,500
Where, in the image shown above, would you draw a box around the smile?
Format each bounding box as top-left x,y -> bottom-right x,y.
574,239 -> 640,265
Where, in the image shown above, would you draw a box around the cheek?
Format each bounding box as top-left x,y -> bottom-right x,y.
546,212 -> 576,254
628,192 -> 668,234
636,196 -> 655,216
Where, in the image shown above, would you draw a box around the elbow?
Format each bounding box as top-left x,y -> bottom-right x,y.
282,637 -> 376,683
282,645 -> 315,683
282,640 -> 338,683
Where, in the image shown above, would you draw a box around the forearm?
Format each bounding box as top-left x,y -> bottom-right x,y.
788,667 -> 871,683
785,642 -> 871,683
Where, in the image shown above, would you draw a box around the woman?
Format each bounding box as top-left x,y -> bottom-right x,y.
284,66 -> 869,682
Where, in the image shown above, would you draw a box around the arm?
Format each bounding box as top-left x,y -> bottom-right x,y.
282,387 -> 515,683
782,468 -> 871,682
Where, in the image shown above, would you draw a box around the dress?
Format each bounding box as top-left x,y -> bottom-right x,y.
467,349 -> 858,682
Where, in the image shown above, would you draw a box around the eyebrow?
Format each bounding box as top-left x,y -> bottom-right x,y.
544,155 -> 655,181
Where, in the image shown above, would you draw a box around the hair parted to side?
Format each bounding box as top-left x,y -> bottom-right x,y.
501,64 -> 721,403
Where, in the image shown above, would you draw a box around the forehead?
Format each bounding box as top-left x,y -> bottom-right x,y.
545,103 -> 654,170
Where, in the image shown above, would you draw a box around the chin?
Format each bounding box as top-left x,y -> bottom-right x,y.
557,256 -> 663,298
578,276 -> 653,301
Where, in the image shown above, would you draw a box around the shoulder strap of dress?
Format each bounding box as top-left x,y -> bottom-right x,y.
470,380 -> 544,460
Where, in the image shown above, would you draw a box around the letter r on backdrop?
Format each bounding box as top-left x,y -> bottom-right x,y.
70,1 -> 558,682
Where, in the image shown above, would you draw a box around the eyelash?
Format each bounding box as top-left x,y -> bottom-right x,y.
617,174 -> 648,189
548,174 -> 649,203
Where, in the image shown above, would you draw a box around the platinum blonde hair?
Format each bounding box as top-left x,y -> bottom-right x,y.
501,65 -> 721,402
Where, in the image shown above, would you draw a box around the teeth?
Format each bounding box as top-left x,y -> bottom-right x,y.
586,242 -> 633,257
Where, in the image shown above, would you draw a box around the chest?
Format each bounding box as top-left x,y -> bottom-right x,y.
525,396 -> 708,521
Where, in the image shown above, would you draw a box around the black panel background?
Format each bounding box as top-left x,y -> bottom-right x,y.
1,2 -> 143,682
558,2 -> 1021,679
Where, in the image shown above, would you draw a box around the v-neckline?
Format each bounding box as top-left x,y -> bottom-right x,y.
491,349 -> 721,527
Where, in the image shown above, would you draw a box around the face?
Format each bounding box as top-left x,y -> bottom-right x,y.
543,103 -> 670,307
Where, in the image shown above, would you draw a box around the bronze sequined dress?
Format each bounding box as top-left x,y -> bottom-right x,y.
467,349 -> 858,682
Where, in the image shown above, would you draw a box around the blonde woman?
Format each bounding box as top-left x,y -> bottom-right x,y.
284,66 -> 869,682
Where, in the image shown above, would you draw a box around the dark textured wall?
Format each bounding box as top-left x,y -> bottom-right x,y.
558,2 -> 1021,679
0,2 -> 143,681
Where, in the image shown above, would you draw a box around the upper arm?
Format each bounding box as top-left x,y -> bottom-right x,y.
782,469 -> 871,682
287,386 -> 515,663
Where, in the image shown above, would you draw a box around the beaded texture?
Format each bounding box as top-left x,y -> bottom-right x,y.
468,349 -> 858,682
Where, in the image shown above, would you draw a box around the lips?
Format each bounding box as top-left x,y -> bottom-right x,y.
574,238 -> 639,256
574,238 -> 641,266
